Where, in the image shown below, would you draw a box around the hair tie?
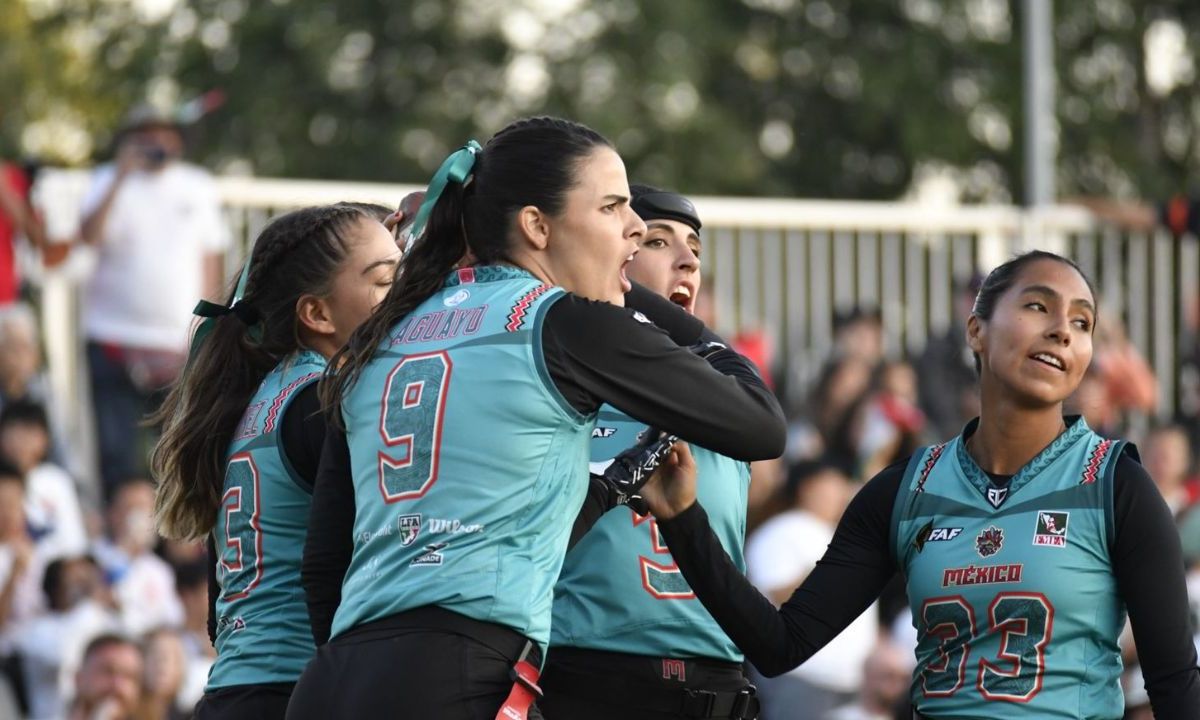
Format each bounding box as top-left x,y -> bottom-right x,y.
186,256 -> 256,368
405,140 -> 482,247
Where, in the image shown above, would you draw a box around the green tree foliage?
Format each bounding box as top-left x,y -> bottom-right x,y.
4,0 -> 1198,200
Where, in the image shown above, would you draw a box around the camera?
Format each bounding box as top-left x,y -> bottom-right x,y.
140,145 -> 168,168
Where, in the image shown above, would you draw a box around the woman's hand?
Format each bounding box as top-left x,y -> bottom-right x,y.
639,442 -> 698,520
388,191 -> 426,251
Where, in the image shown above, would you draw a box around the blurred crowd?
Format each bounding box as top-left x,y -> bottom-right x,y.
1,106 -> 222,720
1,107 -> 1200,720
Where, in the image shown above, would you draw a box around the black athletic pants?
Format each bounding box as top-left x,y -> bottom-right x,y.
285,606 -> 543,720
194,683 -> 294,720
540,647 -> 758,719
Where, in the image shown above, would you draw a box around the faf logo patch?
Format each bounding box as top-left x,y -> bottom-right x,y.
975,526 -> 1004,558
592,427 -> 618,439
1033,511 -> 1070,547
913,520 -> 964,553
398,514 -> 421,547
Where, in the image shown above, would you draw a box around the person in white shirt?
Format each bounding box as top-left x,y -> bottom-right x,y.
0,400 -> 88,561
0,463 -> 44,655
744,460 -> 879,720
92,480 -> 183,636
79,103 -> 229,499
16,555 -> 119,720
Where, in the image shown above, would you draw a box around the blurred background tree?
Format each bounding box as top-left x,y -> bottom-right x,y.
3,0 -> 1198,201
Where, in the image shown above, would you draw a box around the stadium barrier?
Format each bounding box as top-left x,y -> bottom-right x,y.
29,169 -> 1200,492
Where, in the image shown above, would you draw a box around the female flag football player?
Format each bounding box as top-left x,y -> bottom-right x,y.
290,117 -> 786,719
641,251 -> 1200,719
151,202 -> 403,719
542,185 -> 758,720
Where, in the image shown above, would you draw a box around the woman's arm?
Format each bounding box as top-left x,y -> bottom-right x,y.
542,295 -> 785,461
650,457 -> 904,676
280,383 -> 326,492
1111,452 -> 1200,719
301,426 -> 357,646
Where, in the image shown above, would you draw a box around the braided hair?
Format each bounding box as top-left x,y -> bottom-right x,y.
324,116 -> 610,414
152,202 -> 374,541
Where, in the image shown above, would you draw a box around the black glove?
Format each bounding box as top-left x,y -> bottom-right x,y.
592,428 -> 679,514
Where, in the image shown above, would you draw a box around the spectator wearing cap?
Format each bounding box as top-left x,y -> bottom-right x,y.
78,104 -> 230,499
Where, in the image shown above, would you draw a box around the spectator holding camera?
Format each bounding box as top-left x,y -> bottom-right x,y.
79,104 -> 229,499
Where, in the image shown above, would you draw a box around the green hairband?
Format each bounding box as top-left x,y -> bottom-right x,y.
406,139 -> 482,245
186,256 -> 259,368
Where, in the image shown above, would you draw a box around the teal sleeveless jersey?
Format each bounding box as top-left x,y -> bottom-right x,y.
891,418 -> 1128,719
207,351 -> 325,690
550,407 -> 748,661
331,266 -> 594,649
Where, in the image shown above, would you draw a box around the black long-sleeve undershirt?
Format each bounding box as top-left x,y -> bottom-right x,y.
301,286 -> 786,645
656,449 -> 1200,719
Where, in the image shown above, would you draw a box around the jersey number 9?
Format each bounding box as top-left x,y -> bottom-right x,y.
378,352 -> 452,503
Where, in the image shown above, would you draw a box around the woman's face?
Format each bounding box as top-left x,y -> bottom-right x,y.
321,218 -> 402,349
625,218 -> 702,314
968,258 -> 1095,408
540,147 -> 646,305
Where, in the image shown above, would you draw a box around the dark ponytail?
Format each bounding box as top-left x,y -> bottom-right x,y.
152,203 -> 373,541
324,116 -> 611,415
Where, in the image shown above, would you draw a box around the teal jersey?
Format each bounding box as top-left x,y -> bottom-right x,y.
331,266 -> 594,650
892,418 -> 1128,719
550,407 -> 749,661
208,351 -> 325,690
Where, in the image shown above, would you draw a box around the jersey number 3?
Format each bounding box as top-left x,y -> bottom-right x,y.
633,512 -> 694,600
378,352 -> 452,503
219,454 -> 262,601
920,593 -> 1054,703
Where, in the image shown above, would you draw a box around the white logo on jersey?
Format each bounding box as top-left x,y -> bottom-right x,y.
631,311 -> 651,324
444,289 -> 471,307
986,487 -> 1008,508
592,427 -> 618,438
928,527 -> 963,542
426,518 -> 484,535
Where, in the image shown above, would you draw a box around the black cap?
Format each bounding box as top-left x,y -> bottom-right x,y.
630,184 -> 701,232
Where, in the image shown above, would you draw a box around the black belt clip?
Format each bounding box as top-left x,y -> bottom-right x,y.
681,689 -> 716,717
730,686 -> 759,719
680,685 -> 760,719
